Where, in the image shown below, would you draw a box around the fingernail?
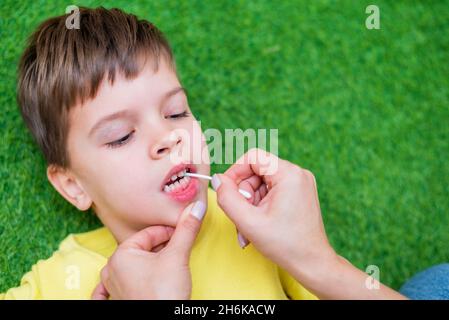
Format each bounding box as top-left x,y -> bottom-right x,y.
211,174 -> 221,191
190,201 -> 206,221
238,189 -> 252,199
237,231 -> 249,249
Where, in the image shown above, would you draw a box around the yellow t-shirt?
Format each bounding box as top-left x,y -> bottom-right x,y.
1,189 -> 317,300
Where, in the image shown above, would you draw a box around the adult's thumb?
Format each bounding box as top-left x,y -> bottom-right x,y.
168,201 -> 206,260
120,225 -> 174,252
212,174 -> 254,230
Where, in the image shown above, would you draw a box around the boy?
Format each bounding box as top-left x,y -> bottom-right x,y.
1,7 -> 316,299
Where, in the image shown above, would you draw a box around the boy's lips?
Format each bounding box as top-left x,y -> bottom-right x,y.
161,164 -> 199,202
162,163 -> 197,187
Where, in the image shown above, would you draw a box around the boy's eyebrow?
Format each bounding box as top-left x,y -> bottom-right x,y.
88,110 -> 136,138
88,86 -> 187,138
161,86 -> 187,105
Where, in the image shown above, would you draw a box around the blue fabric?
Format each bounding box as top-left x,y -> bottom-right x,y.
400,263 -> 449,300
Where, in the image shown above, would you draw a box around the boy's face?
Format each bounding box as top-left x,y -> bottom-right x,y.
63,58 -> 210,242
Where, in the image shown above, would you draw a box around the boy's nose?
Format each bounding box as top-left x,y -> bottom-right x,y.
150,132 -> 182,160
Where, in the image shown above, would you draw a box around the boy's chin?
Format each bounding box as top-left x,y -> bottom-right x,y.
169,189 -> 208,223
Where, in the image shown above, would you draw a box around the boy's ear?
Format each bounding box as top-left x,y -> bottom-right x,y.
47,165 -> 92,211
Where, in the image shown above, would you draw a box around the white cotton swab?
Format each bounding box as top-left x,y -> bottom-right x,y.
185,172 -> 252,199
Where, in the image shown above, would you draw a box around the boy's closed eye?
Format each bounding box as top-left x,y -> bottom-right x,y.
165,110 -> 190,119
106,130 -> 136,149
105,111 -> 191,148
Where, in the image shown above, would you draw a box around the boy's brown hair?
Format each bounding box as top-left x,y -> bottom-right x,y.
17,7 -> 175,169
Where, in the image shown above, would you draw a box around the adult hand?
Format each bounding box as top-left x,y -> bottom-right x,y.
91,201 -> 206,300
212,149 -> 405,299
211,148 -> 334,275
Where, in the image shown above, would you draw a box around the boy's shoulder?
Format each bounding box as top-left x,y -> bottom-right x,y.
2,227 -> 114,299
64,227 -> 117,257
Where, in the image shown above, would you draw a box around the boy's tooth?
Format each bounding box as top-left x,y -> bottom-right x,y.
180,177 -> 187,185
165,171 -> 192,194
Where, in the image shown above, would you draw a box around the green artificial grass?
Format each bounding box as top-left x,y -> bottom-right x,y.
1,0 -> 448,293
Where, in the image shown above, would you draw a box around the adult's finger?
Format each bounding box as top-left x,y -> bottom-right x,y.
120,225 -> 174,252
91,281 -> 109,300
225,149 -> 289,186
238,174 -> 263,199
167,201 -> 206,260
212,174 -> 255,230
238,175 -> 270,205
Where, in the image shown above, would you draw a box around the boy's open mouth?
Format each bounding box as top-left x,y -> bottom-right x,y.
162,164 -> 199,202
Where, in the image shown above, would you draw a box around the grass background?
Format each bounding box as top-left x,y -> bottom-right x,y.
1,0 -> 448,293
